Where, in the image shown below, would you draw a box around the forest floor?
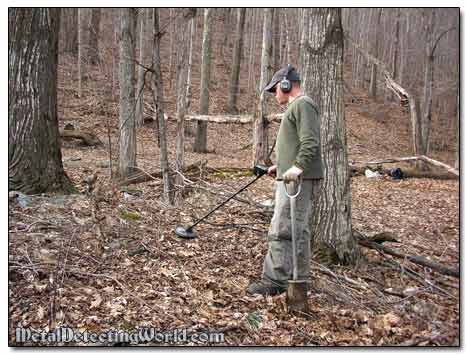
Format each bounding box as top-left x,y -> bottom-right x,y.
9,41 -> 460,346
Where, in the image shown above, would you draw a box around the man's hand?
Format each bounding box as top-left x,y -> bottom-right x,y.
283,165 -> 303,182
267,165 -> 277,177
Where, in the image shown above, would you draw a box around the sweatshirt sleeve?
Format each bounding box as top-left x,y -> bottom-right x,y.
292,100 -> 320,171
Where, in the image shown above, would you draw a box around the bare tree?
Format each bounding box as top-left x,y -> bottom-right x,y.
301,8 -> 359,264
89,9 -> 101,65
247,9 -> 258,94
184,11 -> 197,136
174,9 -> 195,198
78,8 -> 83,98
135,9 -> 146,128
9,8 -> 75,194
227,8 -> 246,113
368,8 -> 382,98
253,8 -> 273,166
194,8 -> 213,153
118,8 -> 137,178
61,9 -> 78,55
152,9 -> 172,203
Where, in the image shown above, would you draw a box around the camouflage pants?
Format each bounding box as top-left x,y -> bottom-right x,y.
262,179 -> 322,287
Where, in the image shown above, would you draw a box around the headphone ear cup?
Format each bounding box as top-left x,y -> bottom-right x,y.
280,79 -> 291,93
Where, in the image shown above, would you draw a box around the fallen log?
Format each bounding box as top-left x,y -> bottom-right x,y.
184,114 -> 283,124
350,155 -> 458,178
60,129 -> 103,146
355,232 -> 459,278
350,165 -> 457,180
185,115 -> 253,124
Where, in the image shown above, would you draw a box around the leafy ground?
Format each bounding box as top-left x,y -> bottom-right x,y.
8,18 -> 459,345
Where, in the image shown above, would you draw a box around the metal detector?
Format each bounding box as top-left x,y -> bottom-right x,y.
174,165 -> 269,239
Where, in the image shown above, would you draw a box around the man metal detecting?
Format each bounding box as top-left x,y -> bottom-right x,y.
247,65 -> 323,300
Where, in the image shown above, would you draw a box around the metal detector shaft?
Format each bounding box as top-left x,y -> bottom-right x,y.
284,180 -> 301,281
187,173 -> 264,231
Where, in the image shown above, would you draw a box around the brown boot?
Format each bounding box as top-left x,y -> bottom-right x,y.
246,280 -> 286,296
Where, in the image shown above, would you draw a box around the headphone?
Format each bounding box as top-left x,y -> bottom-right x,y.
279,65 -> 293,93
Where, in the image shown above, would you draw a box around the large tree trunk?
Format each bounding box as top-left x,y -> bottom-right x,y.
118,8 -> 137,178
89,9 -> 101,66
9,8 -> 75,194
301,8 -> 359,264
152,9 -> 172,204
227,8 -> 246,114
253,8 -> 273,166
194,8 -> 213,153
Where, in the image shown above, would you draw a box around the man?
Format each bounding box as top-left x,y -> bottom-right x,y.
247,65 -> 323,296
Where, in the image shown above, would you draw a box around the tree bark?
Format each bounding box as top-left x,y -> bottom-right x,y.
194,8 -> 213,153
118,8 -> 137,178
247,9 -> 258,93
253,8 -> 273,166
89,9 -> 101,65
301,8 -> 359,264
271,8 -> 280,70
184,12 -> 196,136
135,9 -> 146,128
227,8 -> 246,114
152,9 -> 172,203
420,9 -> 436,164
62,9 -> 78,55
174,11 -> 193,199
77,8 -> 83,98
9,8 -> 75,194
369,8 -> 382,98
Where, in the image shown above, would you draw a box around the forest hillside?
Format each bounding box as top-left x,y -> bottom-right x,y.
8,8 -> 459,346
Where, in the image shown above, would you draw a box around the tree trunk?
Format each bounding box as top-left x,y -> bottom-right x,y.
301,8 -> 359,264
174,11 -> 193,199
253,8 -> 273,166
62,9 -> 78,55
185,12 -> 196,136
194,8 -> 212,153
271,8 -> 280,70
227,8 -> 246,114
247,9 -> 258,93
369,8 -> 382,98
89,9 -> 101,65
135,9 -> 146,128
221,8 -> 232,57
118,8 -> 137,178
77,8 -> 83,98
420,9 -> 436,161
283,11 -> 291,64
392,9 -> 400,81
298,9 -> 309,71
152,9 -> 172,204
9,8 -> 75,194
112,10 -> 119,101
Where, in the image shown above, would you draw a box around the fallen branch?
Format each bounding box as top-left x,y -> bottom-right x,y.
118,160 -> 207,186
60,129 -> 103,146
355,233 -> 459,278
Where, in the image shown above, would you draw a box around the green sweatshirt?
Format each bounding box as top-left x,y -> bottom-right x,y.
276,96 -> 323,180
